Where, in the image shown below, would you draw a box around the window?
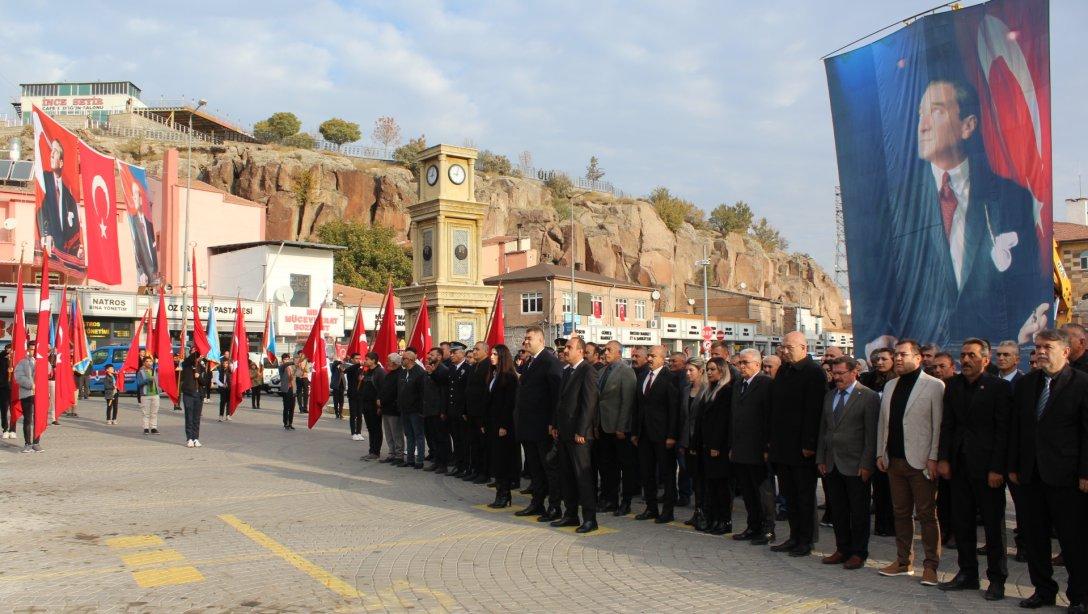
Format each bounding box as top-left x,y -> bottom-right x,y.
1079,250 -> 1088,270
562,292 -> 572,313
91,348 -> 111,366
634,299 -> 646,320
614,298 -> 628,320
289,274 -> 311,307
521,291 -> 543,314
591,295 -> 603,319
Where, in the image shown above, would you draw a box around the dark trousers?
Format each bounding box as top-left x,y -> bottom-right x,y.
705,475 -> 731,523
872,470 -> 895,534
639,440 -> 677,511
105,397 -> 118,421
332,388 -> 344,417
469,415 -> 488,475
425,415 -> 450,466
347,397 -> 362,435
21,395 -> 39,445
363,401 -> 382,454
559,438 -> 595,521
683,449 -> 705,510
524,439 -> 561,510
677,452 -> 693,501
0,390 -> 8,432
218,388 -> 230,416
825,467 -> 872,559
937,476 -> 953,542
950,464 -> 1007,583
776,461 -> 818,545
597,432 -> 641,504
78,373 -> 90,399
451,416 -> 470,469
281,390 -> 295,426
736,462 -> 775,533
251,386 -> 261,408
296,380 -> 309,412
403,413 -> 425,464
1019,471 -> 1087,605
183,393 -> 202,441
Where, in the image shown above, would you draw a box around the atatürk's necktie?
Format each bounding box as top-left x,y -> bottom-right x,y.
1036,376 -> 1052,419
939,171 -> 957,239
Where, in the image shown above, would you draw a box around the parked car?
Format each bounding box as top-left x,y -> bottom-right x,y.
87,344 -> 179,394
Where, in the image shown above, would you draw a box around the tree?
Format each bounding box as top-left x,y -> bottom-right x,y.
319,117 -> 361,147
544,172 -> 573,199
750,217 -> 790,251
281,132 -> 316,150
371,116 -> 401,150
253,112 -> 301,143
709,200 -> 754,235
393,134 -> 427,174
477,149 -> 513,175
291,168 -> 320,240
518,150 -> 533,171
648,186 -> 701,232
585,156 -> 605,181
316,221 -> 412,292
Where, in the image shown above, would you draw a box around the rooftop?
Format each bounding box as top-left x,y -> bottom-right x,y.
333,283 -> 400,308
208,240 -> 345,256
1054,222 -> 1088,243
484,262 -> 650,292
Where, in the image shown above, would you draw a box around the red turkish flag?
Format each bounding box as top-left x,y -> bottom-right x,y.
190,250 -> 211,357
228,299 -> 252,415
120,310 -> 146,393
153,290 -> 179,405
53,287 -> 77,416
372,283 -> 399,370
344,306 -> 369,358
302,306 -> 330,428
406,295 -> 432,357
485,287 -> 505,347
9,260 -> 27,424
77,141 -> 121,285
32,250 -> 51,439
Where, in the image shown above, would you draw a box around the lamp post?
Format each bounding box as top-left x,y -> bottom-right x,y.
181,99 -> 207,349
568,189 -> 589,337
696,243 -> 710,357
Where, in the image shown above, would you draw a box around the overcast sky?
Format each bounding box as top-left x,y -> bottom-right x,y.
2,1 -> 1085,272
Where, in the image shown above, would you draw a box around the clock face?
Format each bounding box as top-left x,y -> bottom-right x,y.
454,244 -> 468,260
448,164 -> 466,185
422,245 -> 432,261
426,164 -> 438,186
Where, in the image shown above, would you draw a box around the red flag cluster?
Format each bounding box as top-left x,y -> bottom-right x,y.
373,283 -> 399,369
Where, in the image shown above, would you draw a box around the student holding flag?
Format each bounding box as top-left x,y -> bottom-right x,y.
14,340 -> 40,452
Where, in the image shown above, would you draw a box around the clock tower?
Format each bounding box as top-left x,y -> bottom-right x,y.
397,144 -> 497,347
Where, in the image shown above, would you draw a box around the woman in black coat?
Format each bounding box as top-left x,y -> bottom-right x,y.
485,344 -> 519,508
680,358 -> 708,531
700,356 -> 734,535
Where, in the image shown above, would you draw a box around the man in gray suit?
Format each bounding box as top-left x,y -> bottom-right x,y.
876,339 -> 945,586
817,355 -> 880,570
596,340 -> 639,516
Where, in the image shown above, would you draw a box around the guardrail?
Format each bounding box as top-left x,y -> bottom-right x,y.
313,139 -> 395,161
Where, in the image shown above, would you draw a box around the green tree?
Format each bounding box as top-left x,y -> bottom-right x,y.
281,132 -> 316,150
648,186 -> 701,232
319,118 -> 362,147
316,221 -> 412,292
750,217 -> 789,251
709,200 -> 754,235
393,134 -> 427,174
477,149 -> 513,175
585,156 -> 605,181
253,112 -> 302,143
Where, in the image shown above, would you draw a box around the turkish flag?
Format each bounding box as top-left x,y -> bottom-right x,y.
228,299 -> 252,415
53,287 -> 77,416
77,141 -> 121,284
485,287 -> 505,347
153,290 -> 179,405
32,251 -> 51,440
190,250 -> 211,357
406,295 -> 432,357
372,283 -> 399,370
9,260 -> 27,424
120,310 -> 146,393
344,306 -> 369,359
302,306 -> 330,428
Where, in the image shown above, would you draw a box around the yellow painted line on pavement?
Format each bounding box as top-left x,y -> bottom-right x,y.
219,514 -> 362,598
131,565 -> 205,588
106,535 -> 164,549
120,548 -> 185,567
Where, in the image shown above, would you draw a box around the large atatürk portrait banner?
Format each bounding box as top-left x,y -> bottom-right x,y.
825,0 -> 1051,356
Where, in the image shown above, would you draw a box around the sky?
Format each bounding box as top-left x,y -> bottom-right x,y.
2,0 -> 1085,273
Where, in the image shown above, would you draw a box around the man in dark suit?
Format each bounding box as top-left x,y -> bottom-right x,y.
730,348 -> 775,544
356,352 -> 384,460
463,342 -> 491,484
992,339 -> 1027,562
670,351 -> 694,507
632,345 -> 680,523
936,338 -> 1012,600
514,326 -> 564,520
1063,323 -> 1088,374
422,348 -> 451,473
768,331 -> 828,557
865,78 -> 1048,354
446,343 -> 471,476
397,347 -> 427,468
1008,329 -> 1088,612
551,337 -> 600,533
817,356 -> 880,570
39,139 -> 82,262
597,340 -> 639,516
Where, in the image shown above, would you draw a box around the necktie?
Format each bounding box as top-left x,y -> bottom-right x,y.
740,380 -> 748,396
1036,376 -> 1052,419
939,171 -> 957,239
834,390 -> 847,423
599,364 -> 612,390
644,370 -> 655,394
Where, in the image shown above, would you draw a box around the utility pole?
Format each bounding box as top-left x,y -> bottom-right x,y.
696,243 -> 710,358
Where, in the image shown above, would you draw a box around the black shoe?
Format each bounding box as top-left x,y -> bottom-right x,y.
449,468 -> 465,478
391,459 -> 405,467
575,520 -> 599,534
751,532 -> 775,545
614,499 -> 632,517
537,507 -> 562,522
787,544 -> 812,557
976,545 -> 988,556
472,475 -> 490,485
733,528 -> 756,541
423,464 -> 439,472
288,425 -> 295,430
519,487 -> 534,495
601,501 -> 618,513
143,429 -> 150,435
550,516 -> 580,528
634,509 -> 659,521
770,539 -> 798,552
710,521 -> 730,536
488,494 -> 512,509
1066,603 -> 1085,614
461,471 -> 478,482
434,466 -> 448,475
284,425 -> 290,430
938,573 -> 980,591
1018,593 -> 1056,609
515,504 -> 545,517
150,428 -> 159,434
654,509 -> 675,524
676,497 -> 691,508
984,584 -> 1005,601
694,511 -> 710,532
414,463 -> 424,469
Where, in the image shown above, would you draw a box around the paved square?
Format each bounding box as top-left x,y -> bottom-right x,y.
0,396 -> 1070,612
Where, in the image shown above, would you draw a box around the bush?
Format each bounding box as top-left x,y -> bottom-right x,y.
709,201 -> 754,235
544,172 -> 573,199
394,134 -> 427,174
253,112 -> 302,143
281,132 -> 316,150
551,197 -> 572,220
319,118 -> 361,147
750,217 -> 789,251
648,186 -> 700,233
477,149 -> 513,175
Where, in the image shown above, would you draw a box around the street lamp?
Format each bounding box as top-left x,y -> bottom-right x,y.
568,189 -> 589,337
181,98 -> 207,349
696,243 -> 711,357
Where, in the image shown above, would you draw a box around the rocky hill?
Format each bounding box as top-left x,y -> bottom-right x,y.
52,130 -> 846,328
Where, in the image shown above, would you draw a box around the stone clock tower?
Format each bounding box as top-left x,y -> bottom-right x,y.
397,144 -> 496,347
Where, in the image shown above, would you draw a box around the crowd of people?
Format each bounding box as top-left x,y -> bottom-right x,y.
329,324 -> 1086,612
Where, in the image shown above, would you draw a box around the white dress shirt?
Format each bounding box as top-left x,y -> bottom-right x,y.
931,158 -> 971,288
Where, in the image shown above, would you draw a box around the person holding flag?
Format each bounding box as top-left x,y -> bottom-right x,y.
14,340 -> 41,452
300,305 -> 330,429
227,299 -> 252,417
180,347 -> 207,447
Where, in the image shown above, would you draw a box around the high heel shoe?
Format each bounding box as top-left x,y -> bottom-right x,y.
488,491 -> 512,509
